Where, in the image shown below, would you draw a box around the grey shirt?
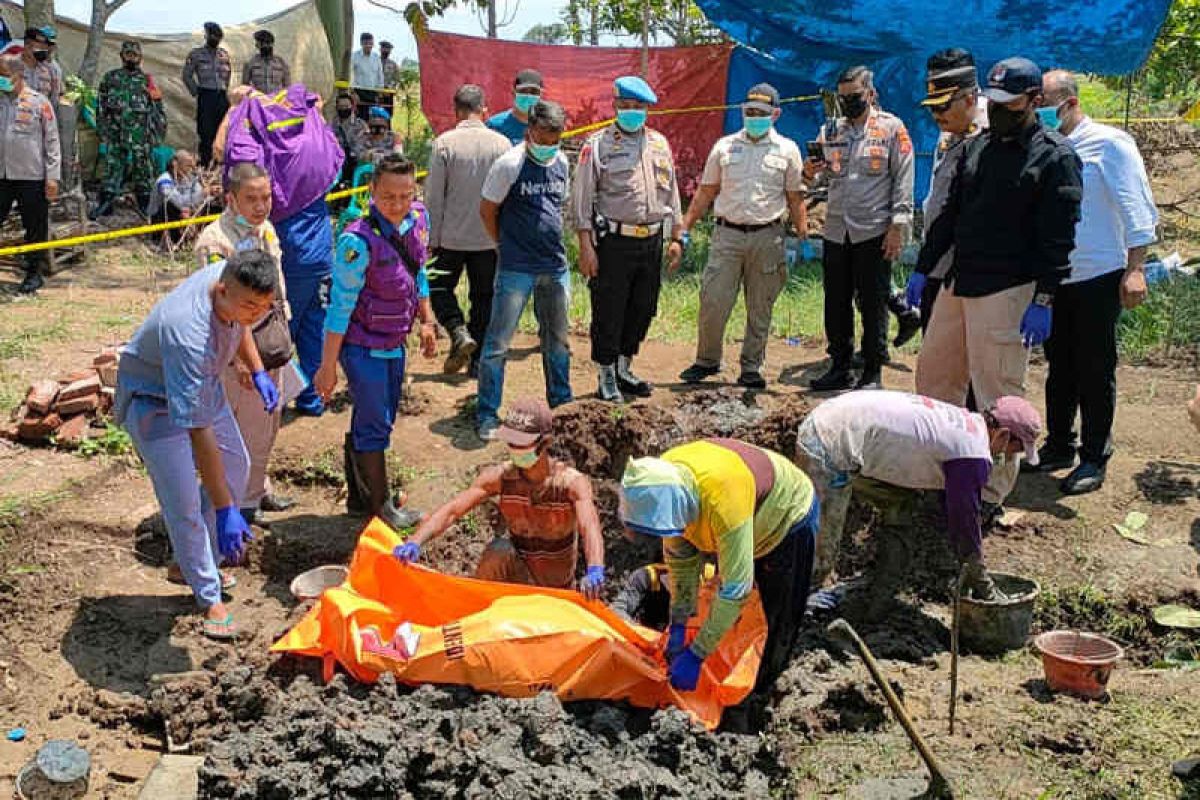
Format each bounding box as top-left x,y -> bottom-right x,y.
817,107 -> 915,244
0,88 -> 61,183
182,45 -> 232,94
426,119 -> 511,251
242,55 -> 290,95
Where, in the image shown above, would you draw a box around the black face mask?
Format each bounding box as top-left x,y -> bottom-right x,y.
259,47 -> 273,59
32,49 -> 50,63
987,103 -> 1032,138
336,107 -> 352,119
206,37 -> 221,49
839,92 -> 869,119
123,59 -> 140,71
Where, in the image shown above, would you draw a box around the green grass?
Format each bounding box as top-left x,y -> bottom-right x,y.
0,318 -> 69,360
1034,584 -> 1149,645
70,423 -> 134,458
1117,272 -> 1200,359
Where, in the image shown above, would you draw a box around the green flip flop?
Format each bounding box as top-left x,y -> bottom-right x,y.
201,612 -> 238,641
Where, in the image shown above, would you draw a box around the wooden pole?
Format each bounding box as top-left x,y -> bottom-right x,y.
488,0 -> 498,38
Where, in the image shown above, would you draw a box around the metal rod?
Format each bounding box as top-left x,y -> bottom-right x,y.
828,618 -> 956,800
949,563 -> 967,735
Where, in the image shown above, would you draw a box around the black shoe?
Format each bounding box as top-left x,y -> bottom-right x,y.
1061,461 -> 1106,495
17,272 -> 44,295
259,493 -> 296,513
736,371 -> 767,390
679,363 -> 719,384
893,311 -> 921,348
851,351 -> 891,369
597,364 -> 624,403
854,370 -> 882,390
1024,443 -> 1076,473
810,366 -> 853,391
443,326 -> 477,375
616,356 -> 652,397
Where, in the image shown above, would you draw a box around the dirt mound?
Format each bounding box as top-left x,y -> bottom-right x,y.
551,401 -> 683,479
196,673 -> 783,799
673,388 -> 768,440
745,394 -> 814,456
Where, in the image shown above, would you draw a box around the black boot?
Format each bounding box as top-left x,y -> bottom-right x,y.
17,268 -> 44,295
343,434 -> 367,514
597,364 -> 624,403
616,355 -> 651,397
354,449 -> 421,530
443,326 -> 477,375
810,363 -> 853,391
89,192 -> 115,221
893,310 -> 921,348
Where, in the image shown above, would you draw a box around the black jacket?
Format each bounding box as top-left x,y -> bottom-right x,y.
918,119 -> 1082,297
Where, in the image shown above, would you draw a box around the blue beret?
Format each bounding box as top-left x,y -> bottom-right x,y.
369,106 -> 391,121
614,76 -> 657,104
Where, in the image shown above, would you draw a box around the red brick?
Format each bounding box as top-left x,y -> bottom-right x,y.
18,412 -> 62,441
93,351 -> 118,368
58,374 -> 102,403
25,380 -> 59,415
56,395 -> 99,416
97,363 -> 119,388
61,369 -> 97,384
56,414 -> 90,445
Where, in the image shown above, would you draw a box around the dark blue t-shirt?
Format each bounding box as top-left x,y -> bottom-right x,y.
481,145 -> 568,275
486,109 -> 528,145
276,196 -> 334,277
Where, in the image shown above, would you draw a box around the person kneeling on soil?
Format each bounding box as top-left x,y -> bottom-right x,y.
618,439 -> 819,693
393,397 -> 608,598
314,154 -> 436,530
116,250 -> 282,640
796,389 -> 1042,603
611,562 -> 716,629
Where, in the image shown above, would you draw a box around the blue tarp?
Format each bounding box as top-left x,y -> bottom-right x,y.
703,0 -> 1172,201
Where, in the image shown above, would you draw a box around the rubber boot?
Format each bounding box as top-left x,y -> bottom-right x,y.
616,355 -> 651,397
89,192 -> 115,221
443,325 -> 477,375
343,434 -> 367,514
354,450 -> 422,530
961,554 -> 1008,602
597,364 -> 623,403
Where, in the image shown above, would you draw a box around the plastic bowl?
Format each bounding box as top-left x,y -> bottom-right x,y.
290,565 -> 349,600
1034,630 -> 1124,699
959,572 -> 1040,655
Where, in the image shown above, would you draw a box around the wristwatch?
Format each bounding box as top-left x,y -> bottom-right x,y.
1033,292 -> 1054,308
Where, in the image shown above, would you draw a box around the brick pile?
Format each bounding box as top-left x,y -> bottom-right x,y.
11,349 -> 120,446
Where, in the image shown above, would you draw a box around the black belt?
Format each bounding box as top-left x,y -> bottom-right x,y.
716,217 -> 781,233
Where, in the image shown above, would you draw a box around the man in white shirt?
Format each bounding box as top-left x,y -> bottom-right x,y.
351,32 -> 385,122
1033,70 -> 1157,495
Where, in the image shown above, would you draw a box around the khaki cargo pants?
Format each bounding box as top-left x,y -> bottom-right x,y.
694,223 -> 789,374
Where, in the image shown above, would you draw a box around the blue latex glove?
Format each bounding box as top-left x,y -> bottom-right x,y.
215,505 -> 253,561
668,647 -> 703,691
665,623 -> 687,662
680,231 -> 691,250
579,565 -> 606,600
1020,302 -> 1053,347
252,370 -> 280,413
393,541 -> 421,564
904,272 -> 927,311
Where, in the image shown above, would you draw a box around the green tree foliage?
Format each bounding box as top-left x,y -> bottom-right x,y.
1102,0 -> 1200,105
562,0 -> 725,46
523,23 -> 571,44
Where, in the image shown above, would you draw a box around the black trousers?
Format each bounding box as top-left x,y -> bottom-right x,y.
356,89 -> 379,121
0,179 -> 49,276
1044,269 -> 1123,464
196,88 -> 230,167
822,234 -> 889,370
429,248 -> 497,351
588,231 -> 662,365
753,507 -> 816,693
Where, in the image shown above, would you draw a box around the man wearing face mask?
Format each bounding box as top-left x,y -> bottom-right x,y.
352,33 -> 385,122
395,398 -> 608,599
570,76 -> 683,403
486,68 -> 544,145
1026,70 -> 1157,495
242,30 -> 290,96
20,27 -> 60,109
379,40 -> 400,120
0,55 -> 60,295
676,83 -> 807,389
912,57 -> 1082,507
92,41 -> 166,220
182,22 -> 232,168
330,92 -> 368,186
804,66 -> 916,392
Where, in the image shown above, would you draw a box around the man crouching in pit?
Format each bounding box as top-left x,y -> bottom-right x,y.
392,397 -> 608,599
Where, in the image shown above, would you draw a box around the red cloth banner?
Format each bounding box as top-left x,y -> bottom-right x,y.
417,30 -> 733,193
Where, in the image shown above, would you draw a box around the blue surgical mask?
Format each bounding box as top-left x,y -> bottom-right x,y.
527,142 -> 560,164
509,445 -> 539,469
0,77 -> 13,93
1037,103 -> 1063,131
513,92 -> 539,114
744,114 -> 773,138
235,214 -> 252,228
616,108 -> 647,133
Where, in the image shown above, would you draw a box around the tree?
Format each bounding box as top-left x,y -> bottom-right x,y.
522,23 -> 570,45
317,0 -> 354,82
23,0 -> 55,31
366,0 -> 491,39
561,0 -> 723,47
1133,0 -> 1200,101
79,0 -> 134,85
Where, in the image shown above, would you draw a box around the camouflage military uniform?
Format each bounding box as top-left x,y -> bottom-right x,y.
97,49 -> 166,201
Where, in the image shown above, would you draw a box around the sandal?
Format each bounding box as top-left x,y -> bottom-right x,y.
167,566 -> 237,591
201,612 -> 238,641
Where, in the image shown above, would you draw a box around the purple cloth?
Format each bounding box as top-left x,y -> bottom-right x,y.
223,84 -> 344,223
342,208 -> 423,350
941,458 -> 991,559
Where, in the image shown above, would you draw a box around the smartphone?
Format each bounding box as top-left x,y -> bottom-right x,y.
806,140 -> 824,161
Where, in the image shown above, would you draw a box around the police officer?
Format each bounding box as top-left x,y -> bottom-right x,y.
804,65 -> 915,391
21,27 -> 61,110
242,30 -> 291,95
92,41 -> 166,220
0,55 -> 60,295
182,22 -> 232,167
677,83 -> 807,389
570,76 -> 683,403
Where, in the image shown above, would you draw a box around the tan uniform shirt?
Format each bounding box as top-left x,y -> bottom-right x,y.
182,45 -> 232,94
194,210 -> 287,310
241,55 -> 291,95
426,119 -> 511,251
699,128 -> 805,225
22,60 -> 61,108
0,88 -> 60,182
570,125 -> 682,230
382,59 -> 402,91
818,107 -> 915,244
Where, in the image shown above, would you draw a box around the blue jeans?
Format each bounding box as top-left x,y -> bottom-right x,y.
477,269 -> 572,426
340,344 -> 406,452
285,272 -> 331,414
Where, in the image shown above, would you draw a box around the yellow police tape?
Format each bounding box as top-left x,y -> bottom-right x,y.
0,94 -> 820,259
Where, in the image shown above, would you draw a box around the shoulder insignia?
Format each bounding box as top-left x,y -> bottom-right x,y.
580,143 -> 592,165
898,127 -> 913,155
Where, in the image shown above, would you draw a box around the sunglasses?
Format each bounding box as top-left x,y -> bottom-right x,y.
927,90 -> 968,115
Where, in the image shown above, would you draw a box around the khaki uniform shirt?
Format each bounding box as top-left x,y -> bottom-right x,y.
699,128 -> 805,226
818,107 -> 915,244
382,59 -> 402,91
0,87 -> 61,182
331,115 -> 369,163
570,125 -> 682,230
194,210 -> 287,310
426,119 -> 511,251
241,55 -> 291,95
182,45 -> 232,94
22,59 -> 61,108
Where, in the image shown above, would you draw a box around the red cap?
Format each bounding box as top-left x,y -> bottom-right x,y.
497,398 -> 554,447
989,396 -> 1043,465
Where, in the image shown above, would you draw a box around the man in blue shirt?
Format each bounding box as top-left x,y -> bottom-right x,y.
486,68 -> 544,145
476,100 -> 573,441
115,251 -> 281,640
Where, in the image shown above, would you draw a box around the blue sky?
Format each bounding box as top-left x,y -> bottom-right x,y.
43,0 -> 608,60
